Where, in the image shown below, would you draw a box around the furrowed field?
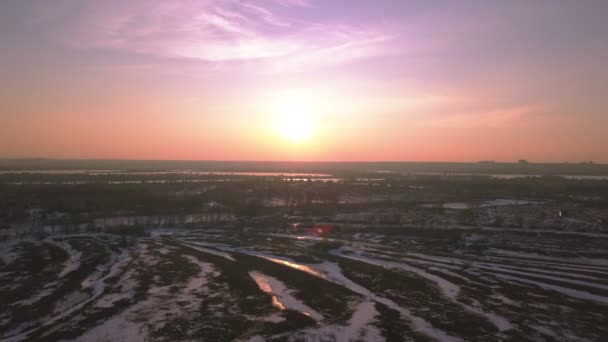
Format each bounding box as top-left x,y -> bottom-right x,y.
1,227 -> 607,342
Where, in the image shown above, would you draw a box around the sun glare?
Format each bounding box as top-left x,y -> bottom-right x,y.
278,114 -> 314,142
273,94 -> 318,142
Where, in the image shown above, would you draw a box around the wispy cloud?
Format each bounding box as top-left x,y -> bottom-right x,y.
273,0 -> 312,7
33,0 -> 392,70
425,105 -> 546,129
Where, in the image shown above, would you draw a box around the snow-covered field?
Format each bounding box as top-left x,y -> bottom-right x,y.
1,228 -> 607,341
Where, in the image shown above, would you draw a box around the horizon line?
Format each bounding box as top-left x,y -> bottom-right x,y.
0,157 -> 606,166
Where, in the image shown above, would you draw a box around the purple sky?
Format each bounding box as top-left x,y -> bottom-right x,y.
1,0 -> 607,161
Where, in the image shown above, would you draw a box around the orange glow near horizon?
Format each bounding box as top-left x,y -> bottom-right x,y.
1,1 -> 607,162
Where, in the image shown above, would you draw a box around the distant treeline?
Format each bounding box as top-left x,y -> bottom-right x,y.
1,158 -> 608,176
2,174 -> 607,220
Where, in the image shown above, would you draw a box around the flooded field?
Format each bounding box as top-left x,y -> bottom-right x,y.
1,228 -> 607,341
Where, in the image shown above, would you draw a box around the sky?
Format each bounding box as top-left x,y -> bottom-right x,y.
1,0 -> 607,162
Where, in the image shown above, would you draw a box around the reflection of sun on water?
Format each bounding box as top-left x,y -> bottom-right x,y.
271,296 -> 286,310
250,271 -> 287,310
266,257 -> 324,277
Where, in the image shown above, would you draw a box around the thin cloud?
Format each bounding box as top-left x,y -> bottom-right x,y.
425,105 -> 546,129
273,0 -> 312,7
34,0 -> 393,70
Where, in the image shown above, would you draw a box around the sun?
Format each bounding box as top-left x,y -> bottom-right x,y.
273,95 -> 317,142
278,113 -> 314,142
